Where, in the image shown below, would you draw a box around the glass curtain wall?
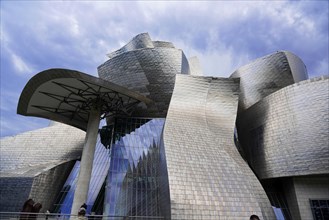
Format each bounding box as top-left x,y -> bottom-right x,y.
103,118 -> 165,218
53,118 -> 165,218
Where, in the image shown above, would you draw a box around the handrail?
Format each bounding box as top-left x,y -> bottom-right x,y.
0,212 -> 165,219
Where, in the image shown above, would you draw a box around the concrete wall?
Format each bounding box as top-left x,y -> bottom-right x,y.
293,176 -> 329,220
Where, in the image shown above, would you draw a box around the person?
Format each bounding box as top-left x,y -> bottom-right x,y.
77,203 -> 87,220
80,203 -> 87,209
30,202 -> 42,220
45,210 -> 50,220
20,199 -> 35,220
250,214 -> 260,220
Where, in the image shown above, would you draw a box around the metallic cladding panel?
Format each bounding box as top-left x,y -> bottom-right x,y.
161,74 -> 275,220
0,177 -> 33,212
0,123 -> 85,174
29,161 -> 75,212
188,56 -> 203,76
107,33 -> 154,59
284,51 -> 308,82
237,76 -> 329,179
98,45 -> 190,118
0,123 -> 84,211
230,51 -> 308,112
152,41 -> 175,48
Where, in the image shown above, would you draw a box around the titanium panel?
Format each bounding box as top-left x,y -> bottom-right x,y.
161,74 -> 274,219
237,76 -> 329,179
152,41 -> 175,48
0,121 -> 84,212
98,34 -> 190,118
0,177 -> 33,212
0,123 -> 84,173
284,51 -> 308,82
230,51 -> 308,112
107,33 -> 154,59
188,56 -> 203,76
29,161 -> 75,213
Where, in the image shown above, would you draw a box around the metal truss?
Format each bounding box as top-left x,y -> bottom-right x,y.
32,79 -> 142,124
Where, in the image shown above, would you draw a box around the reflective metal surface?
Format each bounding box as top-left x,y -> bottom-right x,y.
230,51 -> 308,112
236,76 -> 329,179
98,33 -> 190,118
160,74 -> 274,219
0,123 -> 85,212
1,33 -> 327,219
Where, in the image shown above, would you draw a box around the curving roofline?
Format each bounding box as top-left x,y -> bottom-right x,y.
17,68 -> 153,130
230,50 -> 307,79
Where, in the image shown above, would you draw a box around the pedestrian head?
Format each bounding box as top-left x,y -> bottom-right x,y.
250,215 -> 260,220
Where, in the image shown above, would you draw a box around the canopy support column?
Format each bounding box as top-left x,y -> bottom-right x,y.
71,106 -> 100,215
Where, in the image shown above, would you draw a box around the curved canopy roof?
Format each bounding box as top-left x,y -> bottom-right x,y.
17,69 -> 153,131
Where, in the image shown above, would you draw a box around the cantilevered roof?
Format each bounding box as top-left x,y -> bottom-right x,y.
17,69 -> 153,131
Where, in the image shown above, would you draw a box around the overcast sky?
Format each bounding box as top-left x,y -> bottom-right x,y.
1,1 -> 328,137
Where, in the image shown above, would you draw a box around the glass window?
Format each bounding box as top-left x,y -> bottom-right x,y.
267,192 -> 291,220
103,118 -> 165,218
310,199 -> 329,220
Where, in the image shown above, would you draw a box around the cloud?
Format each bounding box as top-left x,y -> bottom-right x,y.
315,59 -> 329,76
11,53 -> 34,74
0,0 -> 328,137
2,1 -> 327,76
0,90 -> 19,112
132,1 -> 328,76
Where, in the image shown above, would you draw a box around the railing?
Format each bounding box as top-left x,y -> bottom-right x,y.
0,212 -> 165,220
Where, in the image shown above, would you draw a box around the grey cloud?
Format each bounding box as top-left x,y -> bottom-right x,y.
0,0 -> 327,137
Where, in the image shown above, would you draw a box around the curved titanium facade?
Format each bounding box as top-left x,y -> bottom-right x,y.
0,123 -> 85,212
160,74 -> 274,220
0,123 -> 84,172
106,33 -> 154,59
2,33 -> 328,219
236,76 -> 329,179
188,56 -> 203,76
98,33 -> 190,117
230,51 -> 308,112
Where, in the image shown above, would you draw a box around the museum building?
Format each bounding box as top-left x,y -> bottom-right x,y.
0,33 -> 328,220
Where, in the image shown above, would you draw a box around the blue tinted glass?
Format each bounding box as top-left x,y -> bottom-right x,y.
104,118 -> 165,217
